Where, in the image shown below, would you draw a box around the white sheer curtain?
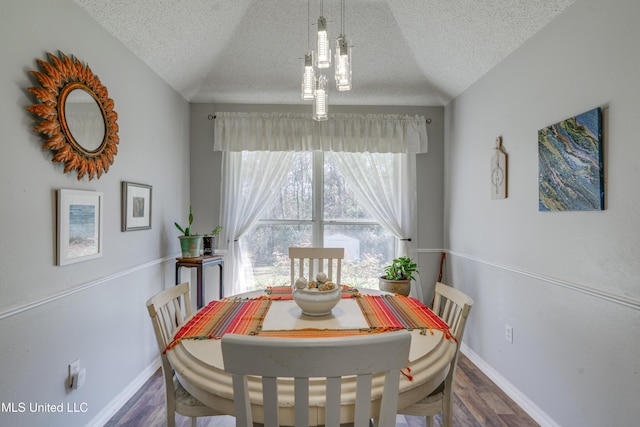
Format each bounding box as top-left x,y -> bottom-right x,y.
219,151 -> 296,295
214,111 -> 427,295
328,152 -> 421,300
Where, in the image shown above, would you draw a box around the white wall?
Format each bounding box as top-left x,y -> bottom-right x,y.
189,103 -> 445,302
0,1 -> 190,426
445,0 -> 640,425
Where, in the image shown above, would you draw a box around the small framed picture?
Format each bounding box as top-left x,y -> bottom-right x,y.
122,182 -> 152,231
57,189 -> 103,266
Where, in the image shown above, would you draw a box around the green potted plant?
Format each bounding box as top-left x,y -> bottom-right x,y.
203,225 -> 223,256
175,205 -> 203,258
379,256 -> 419,296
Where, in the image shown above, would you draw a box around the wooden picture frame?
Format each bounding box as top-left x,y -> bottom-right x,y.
122,182 -> 152,231
57,189 -> 103,266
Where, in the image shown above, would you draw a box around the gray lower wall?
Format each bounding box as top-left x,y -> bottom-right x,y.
445,0 -> 640,425
0,1 -> 190,426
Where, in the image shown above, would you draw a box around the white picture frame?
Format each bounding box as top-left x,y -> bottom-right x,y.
57,189 -> 103,266
122,182 -> 152,231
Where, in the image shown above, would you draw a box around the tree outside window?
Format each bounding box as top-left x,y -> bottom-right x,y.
241,152 -> 395,290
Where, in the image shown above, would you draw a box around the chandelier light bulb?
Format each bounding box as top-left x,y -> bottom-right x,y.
316,17 -> 331,69
301,52 -> 315,100
335,36 -> 352,91
313,75 -> 328,121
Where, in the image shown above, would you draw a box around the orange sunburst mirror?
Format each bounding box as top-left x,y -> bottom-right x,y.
27,52 -> 119,181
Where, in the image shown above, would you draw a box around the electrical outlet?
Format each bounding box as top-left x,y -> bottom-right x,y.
505,325 -> 513,343
69,360 -> 80,388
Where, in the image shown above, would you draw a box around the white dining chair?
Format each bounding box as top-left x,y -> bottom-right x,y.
289,247 -> 344,286
397,282 -> 474,427
221,330 -> 411,427
146,282 -> 224,427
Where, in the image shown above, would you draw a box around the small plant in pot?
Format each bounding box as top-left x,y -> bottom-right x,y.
175,205 -> 203,258
379,256 -> 419,296
203,225 -> 223,256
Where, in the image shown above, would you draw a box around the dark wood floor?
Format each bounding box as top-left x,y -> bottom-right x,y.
106,353 -> 538,427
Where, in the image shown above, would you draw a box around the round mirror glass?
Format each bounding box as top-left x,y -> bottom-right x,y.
64,88 -> 106,152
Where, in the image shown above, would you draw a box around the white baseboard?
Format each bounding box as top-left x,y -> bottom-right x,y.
460,343 -> 559,427
87,358 -> 161,427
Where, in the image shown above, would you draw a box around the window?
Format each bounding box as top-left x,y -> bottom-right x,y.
241,152 -> 396,290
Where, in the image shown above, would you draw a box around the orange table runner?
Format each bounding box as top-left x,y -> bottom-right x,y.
165,299 -> 271,351
165,291 -> 452,352
356,294 -> 453,339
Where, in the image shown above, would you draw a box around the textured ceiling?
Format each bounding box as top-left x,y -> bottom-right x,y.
75,0 -> 574,106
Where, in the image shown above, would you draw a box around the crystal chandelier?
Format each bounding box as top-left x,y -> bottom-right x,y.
301,0 -> 352,121
335,0 -> 352,91
301,52 -> 315,101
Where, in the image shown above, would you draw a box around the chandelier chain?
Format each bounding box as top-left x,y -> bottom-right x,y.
341,0 -> 345,35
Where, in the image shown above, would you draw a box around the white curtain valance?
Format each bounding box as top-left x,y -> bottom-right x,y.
213,112 -> 428,153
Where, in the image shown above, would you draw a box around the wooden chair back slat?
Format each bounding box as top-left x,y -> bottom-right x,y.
289,247 -> 345,286
222,330 -> 411,427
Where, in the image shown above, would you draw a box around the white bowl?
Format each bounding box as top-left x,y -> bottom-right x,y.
292,286 -> 341,316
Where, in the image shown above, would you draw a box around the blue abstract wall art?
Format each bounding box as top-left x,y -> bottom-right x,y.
538,107 -> 604,211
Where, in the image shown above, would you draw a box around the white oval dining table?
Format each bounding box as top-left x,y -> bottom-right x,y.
166,288 -> 456,426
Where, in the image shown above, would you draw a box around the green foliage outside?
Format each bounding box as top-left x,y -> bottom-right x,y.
239,151 -> 397,290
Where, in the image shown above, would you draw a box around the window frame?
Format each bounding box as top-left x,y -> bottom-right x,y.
256,151 -> 392,250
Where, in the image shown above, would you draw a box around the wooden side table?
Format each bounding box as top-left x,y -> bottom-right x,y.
175,255 -> 224,309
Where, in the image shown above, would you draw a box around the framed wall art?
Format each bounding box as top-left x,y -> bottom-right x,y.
121,182 -> 152,231
491,136 -> 507,199
57,189 -> 103,266
538,107 -> 604,211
